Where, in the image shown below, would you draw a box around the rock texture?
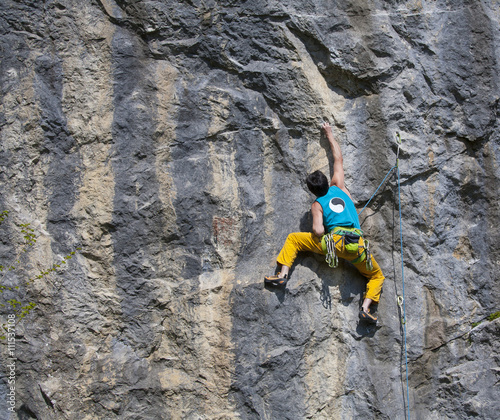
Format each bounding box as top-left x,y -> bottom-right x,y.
1,0 -> 500,419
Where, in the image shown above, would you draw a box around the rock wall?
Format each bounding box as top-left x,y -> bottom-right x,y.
1,0 -> 499,419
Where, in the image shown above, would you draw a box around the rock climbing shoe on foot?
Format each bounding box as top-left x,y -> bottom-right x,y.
359,308 -> 377,323
264,273 -> 288,287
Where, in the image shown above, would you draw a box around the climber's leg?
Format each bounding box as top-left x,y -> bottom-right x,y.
265,232 -> 323,285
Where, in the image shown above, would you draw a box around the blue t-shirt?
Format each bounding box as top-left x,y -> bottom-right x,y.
316,186 -> 360,232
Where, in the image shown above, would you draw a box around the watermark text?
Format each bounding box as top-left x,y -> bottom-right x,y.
6,314 -> 16,413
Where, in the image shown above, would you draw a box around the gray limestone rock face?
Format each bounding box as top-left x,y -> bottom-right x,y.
0,0 -> 499,419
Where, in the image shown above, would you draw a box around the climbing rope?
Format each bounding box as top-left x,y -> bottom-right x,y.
396,133 -> 411,420
358,166 -> 397,217
358,132 -> 411,420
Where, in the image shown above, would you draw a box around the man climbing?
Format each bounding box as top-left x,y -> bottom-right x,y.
264,122 -> 385,323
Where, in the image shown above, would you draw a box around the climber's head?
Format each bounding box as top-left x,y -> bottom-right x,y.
306,170 -> 329,197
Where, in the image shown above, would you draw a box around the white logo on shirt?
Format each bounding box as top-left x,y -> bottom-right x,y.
329,197 -> 345,213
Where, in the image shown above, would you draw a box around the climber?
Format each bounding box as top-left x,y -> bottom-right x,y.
264,122 -> 385,323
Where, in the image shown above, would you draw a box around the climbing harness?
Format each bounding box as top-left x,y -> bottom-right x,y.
321,226 -> 374,271
357,132 -> 411,419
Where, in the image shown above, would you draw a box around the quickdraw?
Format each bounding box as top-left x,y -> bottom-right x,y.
397,295 -> 406,325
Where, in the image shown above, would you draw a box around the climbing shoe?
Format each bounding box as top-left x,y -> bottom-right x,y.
264,273 -> 288,287
359,308 -> 377,323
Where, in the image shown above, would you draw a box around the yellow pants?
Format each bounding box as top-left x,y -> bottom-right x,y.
276,232 -> 385,303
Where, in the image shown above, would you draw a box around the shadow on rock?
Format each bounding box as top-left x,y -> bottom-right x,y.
264,282 -> 287,303
355,321 -> 382,338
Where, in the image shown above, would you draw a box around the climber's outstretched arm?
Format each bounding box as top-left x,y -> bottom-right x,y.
322,122 -> 352,199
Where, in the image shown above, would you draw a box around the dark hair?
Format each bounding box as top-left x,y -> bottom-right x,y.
306,170 -> 329,197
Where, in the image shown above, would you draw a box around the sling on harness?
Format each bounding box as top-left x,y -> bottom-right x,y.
320,226 -> 373,271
